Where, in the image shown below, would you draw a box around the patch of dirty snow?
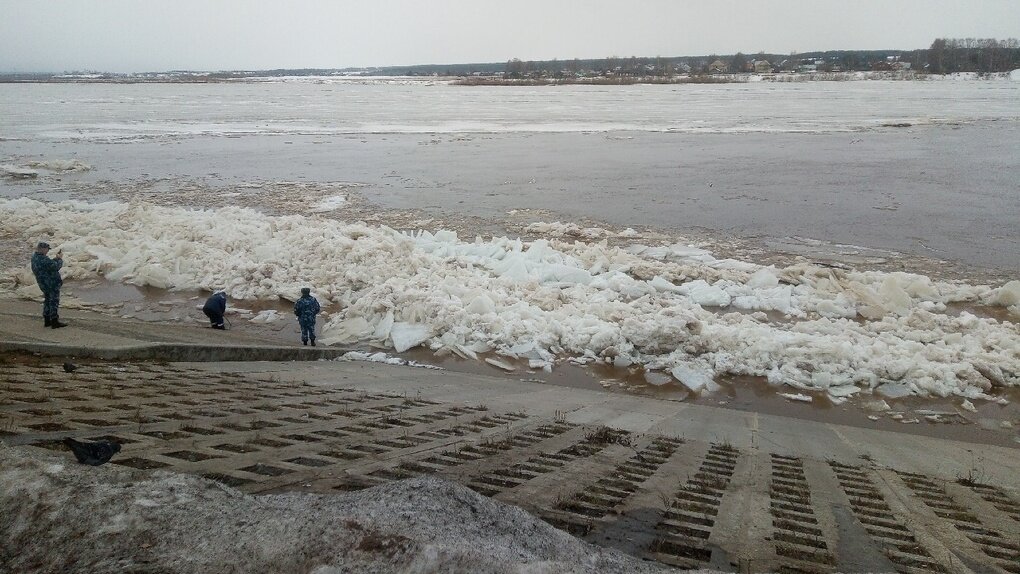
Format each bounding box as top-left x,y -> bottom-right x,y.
0,446 -> 674,574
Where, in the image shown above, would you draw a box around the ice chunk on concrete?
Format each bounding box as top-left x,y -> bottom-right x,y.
320,317 -> 373,345
451,344 -> 478,361
390,322 -> 430,353
528,359 -> 553,371
484,357 -> 516,372
670,364 -> 720,393
132,264 -> 172,289
875,383 -> 913,399
251,310 -> 282,324
862,400 -> 891,412
644,371 -> 673,386
779,392 -> 813,402
827,385 -> 861,398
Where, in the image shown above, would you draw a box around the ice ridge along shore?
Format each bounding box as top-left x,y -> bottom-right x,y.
0,198 -> 1017,401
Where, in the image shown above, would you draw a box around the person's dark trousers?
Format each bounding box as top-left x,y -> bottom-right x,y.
204,309 -> 225,329
43,289 -> 66,328
300,320 -> 316,345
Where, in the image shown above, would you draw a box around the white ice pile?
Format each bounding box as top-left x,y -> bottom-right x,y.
340,350 -> 443,370
1,198 -> 1017,400
0,165 -> 39,179
0,159 -> 91,178
310,194 -> 347,212
25,159 -> 92,172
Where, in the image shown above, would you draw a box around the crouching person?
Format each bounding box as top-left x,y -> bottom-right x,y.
293,287 -> 321,346
203,290 -> 227,330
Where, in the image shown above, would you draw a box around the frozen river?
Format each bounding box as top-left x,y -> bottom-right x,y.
2,78 -> 1018,275
1,78 -> 1018,406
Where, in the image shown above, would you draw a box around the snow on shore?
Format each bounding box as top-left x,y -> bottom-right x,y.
0,447 -> 669,573
1,197 -> 1017,400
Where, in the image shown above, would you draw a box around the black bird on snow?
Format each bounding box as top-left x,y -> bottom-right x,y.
62,362 -> 77,373
63,437 -> 121,466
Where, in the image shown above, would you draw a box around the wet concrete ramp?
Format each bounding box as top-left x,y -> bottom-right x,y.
2,360 -> 1018,573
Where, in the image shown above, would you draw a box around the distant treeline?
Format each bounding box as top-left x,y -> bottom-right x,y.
927,38 -> 1020,74
387,38 -> 1020,78
4,38 -> 1018,82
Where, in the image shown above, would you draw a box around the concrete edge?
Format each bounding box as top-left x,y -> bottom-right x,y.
0,341 -> 349,362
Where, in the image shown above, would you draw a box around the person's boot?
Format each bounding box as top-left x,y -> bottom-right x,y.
51,315 -> 67,329
44,316 -> 52,327
311,339 -> 316,347
302,340 -> 307,346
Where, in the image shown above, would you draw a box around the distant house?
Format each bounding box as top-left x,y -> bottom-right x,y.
751,60 -> 772,73
708,59 -> 727,73
797,59 -> 823,73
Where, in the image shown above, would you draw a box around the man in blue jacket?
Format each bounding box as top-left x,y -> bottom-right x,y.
293,287 -> 321,346
203,291 -> 227,330
31,242 -> 67,329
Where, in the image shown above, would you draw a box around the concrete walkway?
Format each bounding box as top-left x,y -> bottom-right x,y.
2,297 -> 1019,572
0,298 -> 345,360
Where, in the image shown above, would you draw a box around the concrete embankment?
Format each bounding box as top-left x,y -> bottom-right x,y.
2,298 -> 1019,572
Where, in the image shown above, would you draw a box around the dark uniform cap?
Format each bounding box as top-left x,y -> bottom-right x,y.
301,287 -> 311,295
37,242 -> 50,249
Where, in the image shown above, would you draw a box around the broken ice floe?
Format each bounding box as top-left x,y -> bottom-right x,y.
0,165 -> 39,179
250,310 -> 283,324
310,194 -> 347,213
0,198 -> 1016,400
339,351 -> 442,370
26,159 -> 92,172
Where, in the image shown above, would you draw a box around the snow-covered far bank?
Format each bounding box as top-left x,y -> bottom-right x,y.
0,197 -> 1017,400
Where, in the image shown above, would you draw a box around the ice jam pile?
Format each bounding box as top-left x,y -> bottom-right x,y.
2,197 -> 1017,401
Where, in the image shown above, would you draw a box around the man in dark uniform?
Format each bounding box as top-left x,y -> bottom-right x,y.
293,287 -> 321,346
202,290 -> 227,330
31,242 -> 67,328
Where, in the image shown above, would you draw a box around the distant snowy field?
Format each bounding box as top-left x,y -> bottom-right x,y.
1,198 -> 1016,402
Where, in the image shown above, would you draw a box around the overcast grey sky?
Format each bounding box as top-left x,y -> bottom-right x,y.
2,0 -> 1019,72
